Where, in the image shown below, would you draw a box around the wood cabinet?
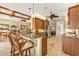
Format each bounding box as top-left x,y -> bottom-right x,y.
62,36 -> 79,56
37,33 -> 47,56
32,17 -> 49,29
44,20 -> 49,29
32,17 -> 48,56
68,5 -> 79,29
42,37 -> 47,56
32,17 -> 44,29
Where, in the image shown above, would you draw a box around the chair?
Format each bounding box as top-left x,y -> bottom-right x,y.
21,40 -> 34,56
8,34 -> 34,56
8,34 -> 20,56
0,32 -> 8,39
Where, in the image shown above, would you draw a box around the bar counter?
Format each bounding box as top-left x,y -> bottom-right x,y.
20,34 -> 42,56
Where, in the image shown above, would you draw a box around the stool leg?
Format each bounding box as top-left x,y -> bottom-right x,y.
23,51 -> 26,56
10,47 -> 13,56
28,49 -> 31,56
25,50 -> 28,56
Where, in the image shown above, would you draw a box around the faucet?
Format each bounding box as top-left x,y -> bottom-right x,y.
73,30 -> 77,37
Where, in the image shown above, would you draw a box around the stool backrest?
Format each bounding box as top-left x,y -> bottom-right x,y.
8,33 -> 19,49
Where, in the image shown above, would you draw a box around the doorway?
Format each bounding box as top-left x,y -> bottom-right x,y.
56,21 -> 65,37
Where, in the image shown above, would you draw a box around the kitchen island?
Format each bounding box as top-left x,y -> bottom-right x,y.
62,36 -> 79,56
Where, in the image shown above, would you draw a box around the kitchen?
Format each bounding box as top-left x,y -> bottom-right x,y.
0,3 -> 79,56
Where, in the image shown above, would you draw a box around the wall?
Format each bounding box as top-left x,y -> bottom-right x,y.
0,18 -> 27,30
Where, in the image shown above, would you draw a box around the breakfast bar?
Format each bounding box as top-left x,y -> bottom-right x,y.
20,35 -> 42,56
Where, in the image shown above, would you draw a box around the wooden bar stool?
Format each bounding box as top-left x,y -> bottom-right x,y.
8,34 -> 34,56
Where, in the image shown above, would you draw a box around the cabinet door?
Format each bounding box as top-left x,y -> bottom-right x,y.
42,37 -> 47,56
62,37 -> 67,53
39,20 -> 44,29
62,37 -> 72,55
44,20 -> 49,29
62,37 -> 79,56
76,6 -> 79,28
68,6 -> 79,29
62,37 -> 75,55
69,7 -> 77,29
73,39 -> 79,56
34,18 -> 44,29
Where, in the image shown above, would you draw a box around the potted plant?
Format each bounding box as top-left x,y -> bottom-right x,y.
11,25 -> 16,34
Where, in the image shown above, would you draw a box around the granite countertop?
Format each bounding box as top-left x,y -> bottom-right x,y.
0,30 -> 9,32
64,32 -> 79,39
63,35 -> 79,39
20,34 -> 41,40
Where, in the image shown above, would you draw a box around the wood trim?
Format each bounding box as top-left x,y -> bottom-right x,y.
68,5 -> 79,10
12,14 -> 30,19
0,6 -> 31,20
0,24 -> 9,26
14,11 -> 31,18
0,6 -> 12,11
0,12 -> 11,16
0,12 -> 29,19
68,7 -> 70,25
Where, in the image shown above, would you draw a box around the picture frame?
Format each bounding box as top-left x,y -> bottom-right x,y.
0,24 -> 9,30
21,25 -> 28,30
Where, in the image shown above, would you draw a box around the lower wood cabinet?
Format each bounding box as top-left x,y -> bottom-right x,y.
62,36 -> 79,56
37,33 -> 47,56
42,37 -> 47,56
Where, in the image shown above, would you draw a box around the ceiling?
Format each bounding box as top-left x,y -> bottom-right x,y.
0,3 -> 77,19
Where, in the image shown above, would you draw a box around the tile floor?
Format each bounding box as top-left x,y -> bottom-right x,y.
46,36 -> 69,56
0,38 -> 11,56
0,36 -> 69,56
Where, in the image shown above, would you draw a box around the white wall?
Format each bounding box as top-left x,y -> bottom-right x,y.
0,14 -> 27,25
0,18 -> 28,30
0,19 -> 19,25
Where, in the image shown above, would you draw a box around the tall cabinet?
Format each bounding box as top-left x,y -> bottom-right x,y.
32,17 -> 49,56
68,5 -> 79,29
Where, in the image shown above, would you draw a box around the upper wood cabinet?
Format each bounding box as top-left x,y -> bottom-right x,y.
68,5 -> 79,29
32,17 -> 44,29
44,20 -> 49,29
32,17 -> 49,29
